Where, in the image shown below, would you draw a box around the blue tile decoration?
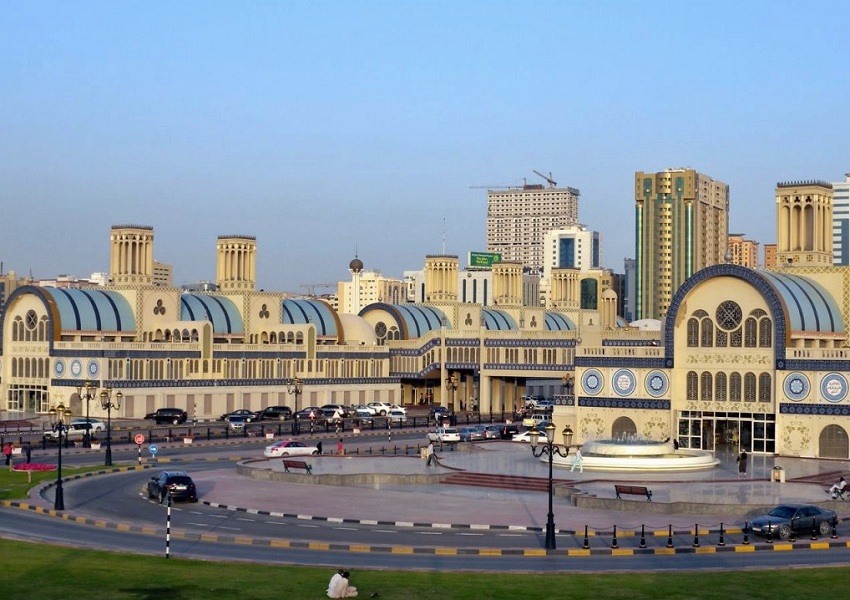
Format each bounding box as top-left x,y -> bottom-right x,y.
579,397 -> 670,410
611,368 -> 637,396
820,372 -> 848,403
780,403 -> 850,416
783,372 -> 809,402
582,368 -> 604,395
645,370 -> 669,397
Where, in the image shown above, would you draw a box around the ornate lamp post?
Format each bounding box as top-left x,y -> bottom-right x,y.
285,377 -> 303,412
100,387 -> 122,467
529,423 -> 573,550
445,375 -> 458,412
77,380 -> 97,447
48,403 -> 72,510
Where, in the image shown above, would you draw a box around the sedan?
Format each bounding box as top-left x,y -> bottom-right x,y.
459,426 -> 484,442
220,409 -> 256,422
387,409 -> 407,424
263,440 -> 320,458
748,504 -> 837,540
226,415 -> 252,430
70,417 -> 106,432
474,424 -> 500,439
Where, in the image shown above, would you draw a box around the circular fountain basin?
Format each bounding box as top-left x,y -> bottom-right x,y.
549,439 -> 719,472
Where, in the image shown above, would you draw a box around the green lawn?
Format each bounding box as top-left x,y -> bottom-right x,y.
0,462 -> 120,500
0,537 -> 847,600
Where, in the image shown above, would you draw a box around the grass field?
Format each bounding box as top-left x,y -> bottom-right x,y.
0,537 -> 847,600
0,461 -> 117,500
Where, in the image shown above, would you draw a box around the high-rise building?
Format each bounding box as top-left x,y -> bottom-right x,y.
485,182 -> 579,273
542,225 -> 601,273
634,168 -> 729,320
623,258 -> 636,323
153,261 -> 173,287
763,243 -> 777,269
832,173 -> 850,266
728,233 -> 760,268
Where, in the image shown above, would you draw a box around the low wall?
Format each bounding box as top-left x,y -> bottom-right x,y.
237,460 -> 447,486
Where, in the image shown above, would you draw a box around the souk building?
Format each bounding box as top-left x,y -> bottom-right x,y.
3,179 -> 850,460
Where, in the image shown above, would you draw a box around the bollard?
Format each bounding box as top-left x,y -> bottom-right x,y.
666,524 -> 674,548
693,523 -> 700,548
832,517 -> 839,539
718,523 -> 725,547
582,525 -> 589,549
811,523 -> 818,541
611,525 -> 618,549
639,524 -> 646,549
743,522 -> 750,545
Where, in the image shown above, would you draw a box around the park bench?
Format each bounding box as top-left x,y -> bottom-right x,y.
614,484 -> 652,501
283,459 -> 313,474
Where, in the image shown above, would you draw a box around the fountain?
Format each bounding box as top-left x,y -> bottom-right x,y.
551,435 -> 719,472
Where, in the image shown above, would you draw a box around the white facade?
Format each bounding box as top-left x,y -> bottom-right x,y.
337,269 -> 406,315
407,268 -> 541,307
833,173 -> 850,266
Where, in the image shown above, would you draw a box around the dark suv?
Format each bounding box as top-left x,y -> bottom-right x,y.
499,424 -> 520,439
144,407 -> 188,425
147,471 -> 198,503
255,405 -> 293,421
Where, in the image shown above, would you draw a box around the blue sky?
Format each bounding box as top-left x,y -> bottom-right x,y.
2,1 -> 847,292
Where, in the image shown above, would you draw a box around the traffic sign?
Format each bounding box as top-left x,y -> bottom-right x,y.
149,444 -> 159,455
134,434 -> 145,445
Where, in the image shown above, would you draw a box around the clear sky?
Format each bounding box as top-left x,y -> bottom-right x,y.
2,1 -> 847,292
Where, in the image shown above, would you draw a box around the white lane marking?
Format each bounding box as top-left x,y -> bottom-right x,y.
415,531 -> 443,536
236,518 -> 255,522
458,533 -> 484,536
374,530 -> 397,534
334,527 -> 359,531
297,524 -> 319,528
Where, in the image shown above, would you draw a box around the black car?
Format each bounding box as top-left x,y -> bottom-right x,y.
144,407 -> 188,425
749,504 -> 837,540
255,405 -> 293,421
220,409 -> 257,422
499,424 -> 520,439
146,471 -> 198,503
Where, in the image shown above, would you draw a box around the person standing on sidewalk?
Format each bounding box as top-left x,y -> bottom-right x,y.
737,450 -> 748,476
2,442 -> 12,466
426,440 -> 437,466
337,438 -> 344,456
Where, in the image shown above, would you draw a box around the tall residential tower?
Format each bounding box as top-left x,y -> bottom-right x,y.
485,182 -> 579,273
634,168 -> 729,320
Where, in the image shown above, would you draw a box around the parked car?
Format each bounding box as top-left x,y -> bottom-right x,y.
255,406 -> 293,421
70,417 -> 106,432
146,471 -> 198,503
387,409 -> 407,424
295,406 -> 325,420
459,426 -> 484,442
522,408 -> 552,428
353,404 -> 377,416
474,424 -> 500,439
321,404 -> 355,418
220,409 -> 257,422
367,402 -> 394,416
510,426 -> 547,443
263,440 -> 320,458
427,427 -> 460,444
354,408 -> 374,423
226,415 -> 252,430
749,504 -> 837,540
499,424 -> 520,440
429,406 -> 449,420
144,408 -> 188,425
44,422 -> 96,441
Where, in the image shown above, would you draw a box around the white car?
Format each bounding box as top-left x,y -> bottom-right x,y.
263,440 -> 320,457
71,417 -> 106,432
511,430 -> 535,443
387,409 -> 407,423
353,404 -> 377,416
367,402 -> 394,416
427,427 -> 460,443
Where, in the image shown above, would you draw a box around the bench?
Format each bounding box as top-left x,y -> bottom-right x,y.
282,459 -> 313,474
614,484 -> 652,501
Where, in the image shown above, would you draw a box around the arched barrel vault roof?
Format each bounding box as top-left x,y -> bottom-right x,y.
665,263 -> 845,368
358,303 -> 448,339
44,287 -> 136,332
181,294 -> 244,335
482,308 -> 517,331
282,298 -> 342,339
544,312 -> 576,331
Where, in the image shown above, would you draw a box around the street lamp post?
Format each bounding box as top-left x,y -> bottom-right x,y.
529,423 -> 573,550
445,375 -> 458,413
78,380 -> 96,447
48,403 -> 72,510
100,387 -> 122,467
285,377 -> 303,412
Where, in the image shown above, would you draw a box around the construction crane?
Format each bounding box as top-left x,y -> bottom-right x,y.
532,170 -> 557,188
300,283 -> 337,296
469,184 -> 521,190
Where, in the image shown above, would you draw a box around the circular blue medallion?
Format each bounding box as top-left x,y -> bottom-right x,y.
783,372 -> 809,402
612,369 -> 637,397
70,359 -> 82,378
644,370 -> 669,398
54,359 -> 65,378
87,360 -> 100,378
582,369 -> 603,395
820,373 -> 848,403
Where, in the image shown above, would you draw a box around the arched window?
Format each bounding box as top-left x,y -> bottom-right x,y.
730,373 -> 742,401
759,318 -> 772,347
700,318 -> 713,347
686,371 -> 698,400
744,318 -> 757,347
744,373 -> 756,402
715,372 -> 727,401
820,425 -> 849,459
700,371 -> 713,400
687,318 -> 699,347
758,373 -> 771,402
612,416 -> 637,440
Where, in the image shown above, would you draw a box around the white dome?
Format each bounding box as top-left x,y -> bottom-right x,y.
628,318 -> 662,331
338,313 -> 377,345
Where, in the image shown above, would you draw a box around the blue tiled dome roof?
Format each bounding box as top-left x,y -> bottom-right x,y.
544,312 -> 576,331
45,287 -> 136,331
482,308 -> 517,331
180,294 -> 244,334
358,303 -> 448,338
282,299 -> 341,338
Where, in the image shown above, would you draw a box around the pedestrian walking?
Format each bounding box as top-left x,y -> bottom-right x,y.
570,447 -> 583,473
2,442 -> 12,466
426,440 -> 437,466
337,438 -> 344,456
737,450 -> 748,476
316,441 -> 323,455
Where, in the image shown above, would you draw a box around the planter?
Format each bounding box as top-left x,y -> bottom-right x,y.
265,432 -> 274,440
90,442 -> 102,450
183,437 -> 194,445
353,428 -> 361,434
11,447 -> 22,455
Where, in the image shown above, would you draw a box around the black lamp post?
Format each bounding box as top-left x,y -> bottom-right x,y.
529,423 -> 573,550
286,377 -> 303,412
445,375 -> 458,412
49,403 -> 72,510
78,380 -> 96,447
100,387 -> 122,467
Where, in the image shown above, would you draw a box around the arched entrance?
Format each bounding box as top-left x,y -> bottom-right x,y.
820,425 -> 849,459
612,416 -> 637,439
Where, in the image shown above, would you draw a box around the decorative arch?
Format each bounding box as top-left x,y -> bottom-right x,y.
612,416 -> 637,440
820,424 -> 849,459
